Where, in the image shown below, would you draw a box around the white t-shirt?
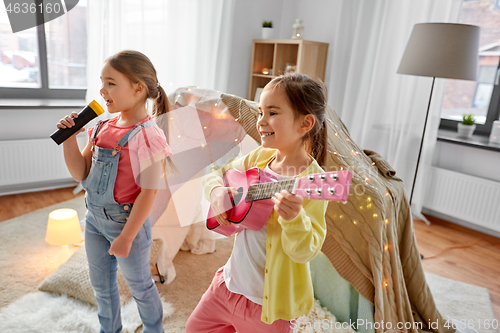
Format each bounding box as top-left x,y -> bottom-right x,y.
223,162 -> 293,305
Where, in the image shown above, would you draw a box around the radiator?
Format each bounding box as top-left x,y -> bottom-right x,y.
0,137 -> 86,195
424,167 -> 500,233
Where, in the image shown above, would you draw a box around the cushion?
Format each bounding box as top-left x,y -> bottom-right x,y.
39,239 -> 163,306
309,252 -> 374,327
220,93 -> 261,144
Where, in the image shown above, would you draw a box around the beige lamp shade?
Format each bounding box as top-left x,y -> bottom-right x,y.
397,23 -> 480,81
46,208 -> 84,246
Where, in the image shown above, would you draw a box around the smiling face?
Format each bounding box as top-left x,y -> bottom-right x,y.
99,62 -> 145,114
257,85 -> 310,152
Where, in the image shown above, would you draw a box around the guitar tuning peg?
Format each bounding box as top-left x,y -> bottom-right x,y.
329,187 -> 336,195
316,189 -> 322,195
305,188 -> 312,196
308,175 -> 315,182
331,173 -> 339,181
320,174 -> 326,182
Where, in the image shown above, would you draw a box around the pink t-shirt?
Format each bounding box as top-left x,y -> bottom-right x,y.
87,115 -> 172,204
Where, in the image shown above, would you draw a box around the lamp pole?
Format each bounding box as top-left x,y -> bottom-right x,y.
409,77 -> 435,207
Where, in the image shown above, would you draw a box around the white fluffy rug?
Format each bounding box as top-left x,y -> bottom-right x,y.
424,273 -> 498,333
0,291 -> 347,333
294,299 -> 355,333
0,292 -> 174,333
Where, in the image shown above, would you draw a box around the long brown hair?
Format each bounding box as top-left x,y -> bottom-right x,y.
267,73 -> 328,167
105,50 -> 170,117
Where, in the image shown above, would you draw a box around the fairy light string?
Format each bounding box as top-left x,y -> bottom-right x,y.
169,87 -> 400,296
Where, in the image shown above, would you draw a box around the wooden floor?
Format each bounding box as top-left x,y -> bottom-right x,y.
0,187 -> 499,320
0,187 -> 84,223
415,215 -> 500,320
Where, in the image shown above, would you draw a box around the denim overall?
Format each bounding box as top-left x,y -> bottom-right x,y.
82,120 -> 163,333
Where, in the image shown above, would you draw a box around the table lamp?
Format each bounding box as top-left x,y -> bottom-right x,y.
46,208 -> 84,263
397,23 -> 480,207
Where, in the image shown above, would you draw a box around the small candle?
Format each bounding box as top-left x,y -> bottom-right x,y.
489,120 -> 500,144
261,68 -> 269,75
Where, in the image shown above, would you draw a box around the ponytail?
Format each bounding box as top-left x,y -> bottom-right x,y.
306,120 -> 328,167
152,85 -> 170,118
152,85 -> 177,175
151,85 -> 176,175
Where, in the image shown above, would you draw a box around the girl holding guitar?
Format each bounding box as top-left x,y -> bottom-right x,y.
186,73 -> 329,333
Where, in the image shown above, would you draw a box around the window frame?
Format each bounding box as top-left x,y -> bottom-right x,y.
439,61 -> 500,137
0,15 -> 86,100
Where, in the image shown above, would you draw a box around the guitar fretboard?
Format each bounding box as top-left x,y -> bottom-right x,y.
246,179 -> 296,201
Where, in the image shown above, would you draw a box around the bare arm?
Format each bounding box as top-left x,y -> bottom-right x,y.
57,113 -> 92,182
63,138 -> 92,182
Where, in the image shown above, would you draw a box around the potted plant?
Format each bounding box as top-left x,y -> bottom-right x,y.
262,21 -> 273,39
457,114 -> 476,138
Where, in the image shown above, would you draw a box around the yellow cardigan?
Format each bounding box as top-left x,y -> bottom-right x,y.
203,146 -> 328,324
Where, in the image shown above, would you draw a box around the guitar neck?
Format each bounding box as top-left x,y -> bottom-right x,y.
246,179 -> 297,201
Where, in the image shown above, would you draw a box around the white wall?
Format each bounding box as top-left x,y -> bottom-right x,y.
278,0 -> 342,90
0,107 -> 85,141
225,0 -> 286,98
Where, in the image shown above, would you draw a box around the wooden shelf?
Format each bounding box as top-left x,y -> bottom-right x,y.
252,74 -> 276,78
248,39 -> 329,101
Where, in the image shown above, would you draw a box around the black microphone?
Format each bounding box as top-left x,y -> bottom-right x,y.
50,100 -> 105,145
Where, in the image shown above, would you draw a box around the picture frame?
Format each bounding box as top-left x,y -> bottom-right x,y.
254,87 -> 264,102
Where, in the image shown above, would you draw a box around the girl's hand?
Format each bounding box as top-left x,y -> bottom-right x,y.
56,112 -> 85,138
210,186 -> 239,226
109,235 -> 133,258
272,190 -> 303,221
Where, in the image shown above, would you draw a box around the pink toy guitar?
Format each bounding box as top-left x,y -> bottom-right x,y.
207,167 -> 352,236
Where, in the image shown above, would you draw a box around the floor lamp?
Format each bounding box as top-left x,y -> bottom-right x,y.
397,23 -> 480,209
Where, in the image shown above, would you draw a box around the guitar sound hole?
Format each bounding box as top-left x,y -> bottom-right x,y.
232,187 -> 244,206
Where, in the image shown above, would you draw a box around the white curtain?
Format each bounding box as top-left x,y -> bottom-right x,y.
86,0 -> 235,105
325,0 -> 463,221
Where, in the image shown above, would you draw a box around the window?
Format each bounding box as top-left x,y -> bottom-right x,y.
0,1 -> 87,99
440,0 -> 500,136
472,66 -> 496,108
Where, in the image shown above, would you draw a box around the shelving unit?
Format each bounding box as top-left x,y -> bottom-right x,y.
248,39 -> 329,101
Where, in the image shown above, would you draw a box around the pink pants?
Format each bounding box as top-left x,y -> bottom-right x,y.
186,267 -> 293,333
